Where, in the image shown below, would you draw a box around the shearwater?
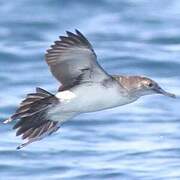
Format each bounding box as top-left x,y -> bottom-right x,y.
4,30 -> 176,149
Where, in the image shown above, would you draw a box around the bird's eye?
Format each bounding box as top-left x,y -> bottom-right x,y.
148,83 -> 153,87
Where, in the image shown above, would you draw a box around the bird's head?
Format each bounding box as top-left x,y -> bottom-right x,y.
118,76 -> 176,98
133,76 -> 176,98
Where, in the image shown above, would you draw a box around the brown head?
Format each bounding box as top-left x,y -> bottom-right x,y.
114,75 -> 176,98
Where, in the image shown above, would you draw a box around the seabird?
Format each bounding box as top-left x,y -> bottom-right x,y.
4,30 -> 176,149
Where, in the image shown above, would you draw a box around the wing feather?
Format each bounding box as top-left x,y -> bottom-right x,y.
45,29 -> 109,88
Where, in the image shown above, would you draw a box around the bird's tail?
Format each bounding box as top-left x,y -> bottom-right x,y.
4,87 -> 60,149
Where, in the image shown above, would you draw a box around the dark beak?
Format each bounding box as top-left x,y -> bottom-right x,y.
155,86 -> 176,98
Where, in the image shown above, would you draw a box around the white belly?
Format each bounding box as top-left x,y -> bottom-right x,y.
52,83 -> 137,114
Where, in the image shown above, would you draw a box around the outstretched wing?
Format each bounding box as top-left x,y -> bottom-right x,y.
45,29 -> 109,89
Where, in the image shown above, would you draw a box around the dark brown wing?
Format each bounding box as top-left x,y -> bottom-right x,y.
45,29 -> 109,88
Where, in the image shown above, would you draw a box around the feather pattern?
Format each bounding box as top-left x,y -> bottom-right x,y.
8,87 -> 60,149
45,29 -> 110,89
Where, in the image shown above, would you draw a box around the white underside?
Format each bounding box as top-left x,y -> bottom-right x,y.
47,82 -> 138,122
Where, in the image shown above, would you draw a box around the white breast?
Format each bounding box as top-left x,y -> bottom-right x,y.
48,83 -> 138,123
47,81 -> 139,123
72,83 -> 134,112
55,83 -> 136,113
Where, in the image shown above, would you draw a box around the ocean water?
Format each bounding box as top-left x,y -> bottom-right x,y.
0,0 -> 180,179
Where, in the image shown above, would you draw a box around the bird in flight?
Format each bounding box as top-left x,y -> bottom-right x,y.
4,30 -> 176,149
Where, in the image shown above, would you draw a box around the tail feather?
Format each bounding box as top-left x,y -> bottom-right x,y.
10,88 -> 57,120
4,87 -> 60,149
17,121 -> 59,150
36,87 -> 54,96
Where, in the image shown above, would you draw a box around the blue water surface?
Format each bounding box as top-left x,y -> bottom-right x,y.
0,0 -> 180,180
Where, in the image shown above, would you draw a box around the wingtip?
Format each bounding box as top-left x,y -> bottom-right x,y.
16,145 -> 21,150
66,30 -> 79,37
16,142 -> 26,150
66,30 -> 72,36
75,29 -> 81,35
75,29 -> 79,33
3,117 -> 12,124
65,29 -> 77,34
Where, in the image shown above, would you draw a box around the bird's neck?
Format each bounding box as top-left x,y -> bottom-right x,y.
113,75 -> 144,98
